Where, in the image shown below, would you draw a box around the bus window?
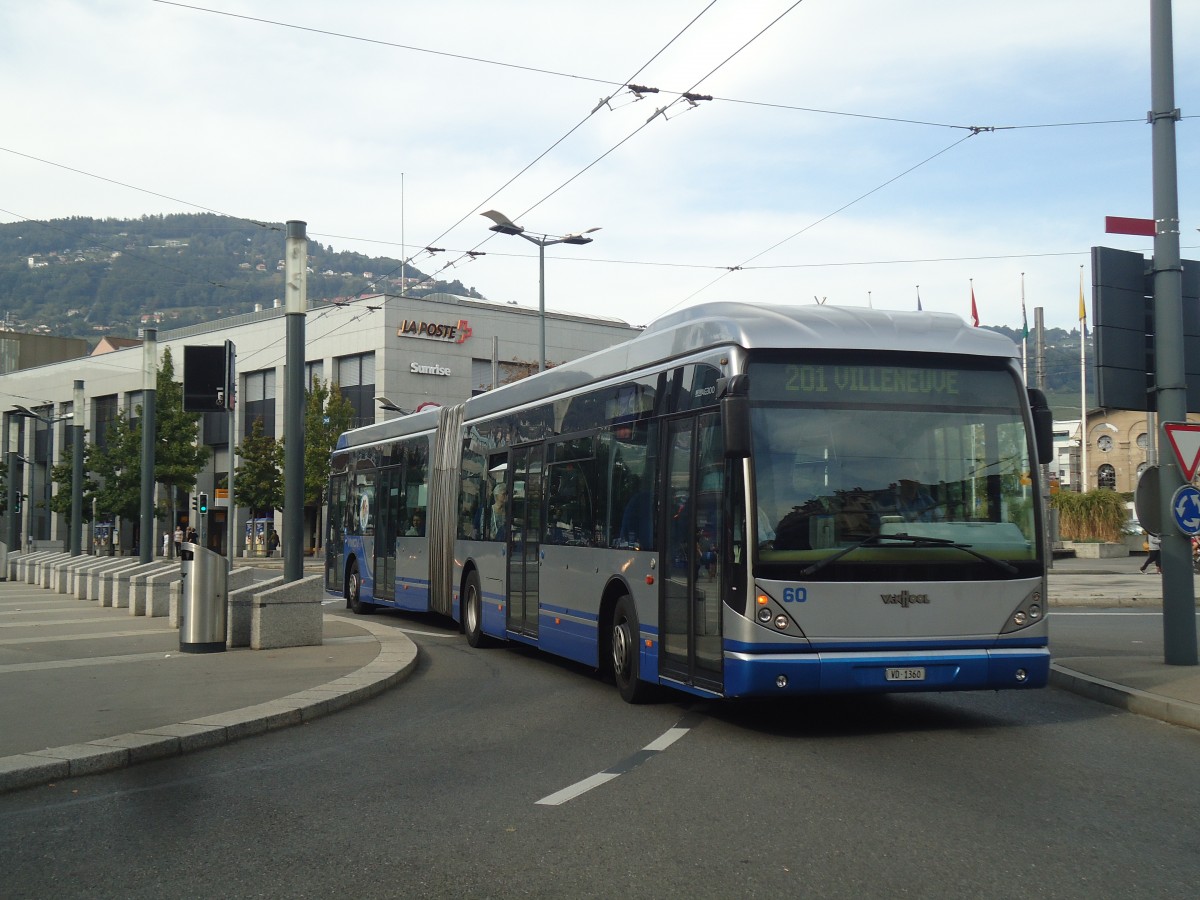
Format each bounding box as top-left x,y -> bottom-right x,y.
485,457 -> 508,542
460,437 -> 485,539
608,420 -> 657,550
546,438 -> 595,546
404,440 -> 429,532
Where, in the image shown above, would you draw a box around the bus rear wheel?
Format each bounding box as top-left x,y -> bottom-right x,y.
463,570 -> 491,648
347,561 -> 375,615
612,595 -> 651,703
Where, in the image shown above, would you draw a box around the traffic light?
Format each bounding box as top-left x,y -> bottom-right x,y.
13,494 -> 22,514
191,496 -> 197,511
198,493 -> 208,516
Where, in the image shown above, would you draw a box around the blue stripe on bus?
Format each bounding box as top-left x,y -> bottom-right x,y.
724,636 -> 1046,654
538,602 -> 600,622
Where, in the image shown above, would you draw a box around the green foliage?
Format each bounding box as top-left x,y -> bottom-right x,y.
91,412 -> 142,522
304,380 -> 355,507
1050,488 -> 1128,542
0,213 -> 453,340
49,440 -> 100,525
235,417 -> 284,515
154,347 -> 209,490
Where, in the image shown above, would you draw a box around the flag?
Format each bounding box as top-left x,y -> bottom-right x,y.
970,283 -> 979,327
1021,293 -> 1028,339
1079,270 -> 1087,337
916,286 -> 922,311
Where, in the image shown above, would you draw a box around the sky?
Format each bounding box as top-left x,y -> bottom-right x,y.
2,0 -> 1199,333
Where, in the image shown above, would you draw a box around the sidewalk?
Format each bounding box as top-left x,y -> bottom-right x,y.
1,552 -> 1198,796
1048,550 -> 1200,731
0,564 -> 417,794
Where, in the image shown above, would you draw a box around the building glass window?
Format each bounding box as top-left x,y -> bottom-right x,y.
244,369 -> 277,438
305,361 -> 324,393
1097,464 -> 1117,489
337,353 -> 376,428
93,395 -> 118,451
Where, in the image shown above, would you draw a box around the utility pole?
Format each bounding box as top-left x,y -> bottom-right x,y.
1149,0 -> 1197,666
140,331 -> 156,564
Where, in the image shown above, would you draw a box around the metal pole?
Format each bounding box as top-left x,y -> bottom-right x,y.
140,329 -> 156,564
284,220 -> 307,582
71,380 -> 83,556
1149,0 -> 1196,666
538,241 -> 546,373
227,405 -> 237,562
3,414 -> 15,553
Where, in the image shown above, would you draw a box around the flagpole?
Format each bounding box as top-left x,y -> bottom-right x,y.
1020,272 -> 1028,384
1079,266 -> 1088,492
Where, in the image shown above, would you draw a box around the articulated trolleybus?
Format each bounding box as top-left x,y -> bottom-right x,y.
327,302 -> 1054,702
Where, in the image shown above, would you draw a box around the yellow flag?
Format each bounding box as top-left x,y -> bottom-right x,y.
1078,271 -> 1087,334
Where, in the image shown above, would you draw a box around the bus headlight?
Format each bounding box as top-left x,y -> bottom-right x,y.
757,608 -> 773,623
774,615 -> 789,630
1001,590 -> 1045,634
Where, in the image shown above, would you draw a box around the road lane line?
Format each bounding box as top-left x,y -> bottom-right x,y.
535,773 -> 621,806
0,617 -> 126,628
0,650 -> 177,673
535,712 -> 704,806
0,629 -> 177,645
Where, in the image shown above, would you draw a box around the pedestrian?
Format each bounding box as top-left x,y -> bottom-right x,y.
162,531 -> 170,558
1140,532 -> 1161,574
267,528 -> 280,557
173,524 -> 183,557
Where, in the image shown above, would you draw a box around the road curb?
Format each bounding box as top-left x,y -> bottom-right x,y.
1050,663 -> 1200,732
0,615 -> 418,796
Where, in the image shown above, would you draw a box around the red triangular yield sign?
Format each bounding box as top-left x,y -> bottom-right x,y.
1163,422 -> 1200,479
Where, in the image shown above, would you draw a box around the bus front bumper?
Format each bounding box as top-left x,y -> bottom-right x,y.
722,647 -> 1050,697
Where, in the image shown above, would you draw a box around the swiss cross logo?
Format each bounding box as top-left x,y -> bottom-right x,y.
455,319 -> 473,343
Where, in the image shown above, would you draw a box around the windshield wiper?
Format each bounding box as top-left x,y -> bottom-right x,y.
801,532 -> 1019,577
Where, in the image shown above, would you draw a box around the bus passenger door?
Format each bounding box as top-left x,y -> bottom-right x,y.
660,415 -> 724,692
507,444 -> 543,637
374,468 -> 400,602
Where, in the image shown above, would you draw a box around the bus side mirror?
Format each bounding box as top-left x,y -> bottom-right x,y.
1027,388 -> 1054,465
718,374 -> 751,459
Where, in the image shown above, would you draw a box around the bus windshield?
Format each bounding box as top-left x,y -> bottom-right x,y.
748,356 -> 1038,574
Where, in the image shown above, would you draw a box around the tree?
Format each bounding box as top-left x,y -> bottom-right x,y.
154,346 -> 209,530
235,417 -> 284,516
303,380 -> 355,550
49,440 -> 99,525
91,412 -> 142,525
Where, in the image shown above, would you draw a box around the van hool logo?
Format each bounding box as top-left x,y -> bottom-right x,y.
397,318 -> 472,343
880,590 -> 930,608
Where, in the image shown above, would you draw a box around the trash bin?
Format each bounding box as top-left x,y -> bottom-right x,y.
179,542 -> 228,653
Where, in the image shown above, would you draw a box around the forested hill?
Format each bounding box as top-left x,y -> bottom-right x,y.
0,213 -> 482,340
985,324 -> 1093,418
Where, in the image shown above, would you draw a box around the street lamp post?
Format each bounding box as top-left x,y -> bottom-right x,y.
481,210 -> 599,372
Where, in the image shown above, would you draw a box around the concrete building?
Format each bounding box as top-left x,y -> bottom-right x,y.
1069,408 -> 1200,493
0,292 -> 640,557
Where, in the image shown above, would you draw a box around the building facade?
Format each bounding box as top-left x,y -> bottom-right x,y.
0,292 -> 640,556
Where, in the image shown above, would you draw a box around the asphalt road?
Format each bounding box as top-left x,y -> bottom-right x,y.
1,607 -> 1198,899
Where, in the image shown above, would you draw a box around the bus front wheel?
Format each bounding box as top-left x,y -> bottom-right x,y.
347,561 -> 375,615
463,570 -> 491,648
612,595 -> 650,703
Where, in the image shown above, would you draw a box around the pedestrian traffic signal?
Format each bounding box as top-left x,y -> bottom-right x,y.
198,493 -> 208,515
13,494 -> 22,513
191,496 -> 197,511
